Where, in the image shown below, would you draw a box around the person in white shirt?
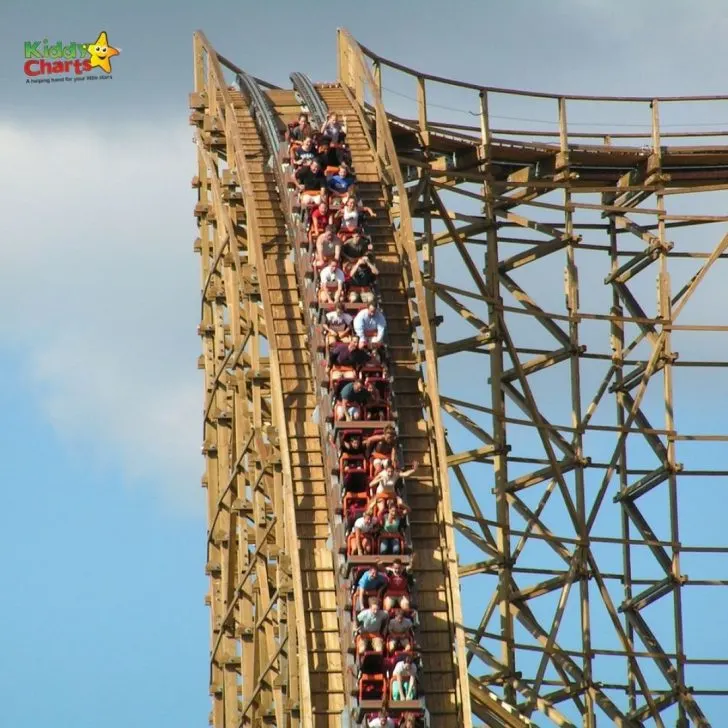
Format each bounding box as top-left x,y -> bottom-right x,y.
366,711 -> 395,728
353,303 -> 387,349
391,654 -> 417,700
351,511 -> 377,555
319,260 -> 345,304
323,301 -> 353,344
334,196 -> 376,240
369,461 -> 419,496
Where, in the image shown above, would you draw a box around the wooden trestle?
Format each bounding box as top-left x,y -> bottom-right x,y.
195,27 -> 728,728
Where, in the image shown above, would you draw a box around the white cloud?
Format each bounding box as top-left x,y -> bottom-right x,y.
0,120 -> 204,514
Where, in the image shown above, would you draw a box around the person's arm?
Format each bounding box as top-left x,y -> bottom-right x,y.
399,461 -> 419,479
340,386 -> 354,420
367,260 -> 379,276
374,314 -> 386,342
311,213 -> 323,236
324,275 -> 337,303
369,470 -> 385,489
353,313 -> 365,338
364,433 -> 381,457
377,577 -> 388,600
322,315 -> 334,335
392,669 -> 402,690
378,610 -> 389,634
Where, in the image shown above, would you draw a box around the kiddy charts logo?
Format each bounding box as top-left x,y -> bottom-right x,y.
24,32 -> 120,85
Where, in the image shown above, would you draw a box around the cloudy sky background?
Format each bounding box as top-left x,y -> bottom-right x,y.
2,0 -> 728,725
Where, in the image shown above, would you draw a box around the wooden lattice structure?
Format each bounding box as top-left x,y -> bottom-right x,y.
192,28 -> 728,728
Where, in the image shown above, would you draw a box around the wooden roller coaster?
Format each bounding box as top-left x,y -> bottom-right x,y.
192,28 -> 728,728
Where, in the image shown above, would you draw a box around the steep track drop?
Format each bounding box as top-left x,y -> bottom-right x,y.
229,87 -> 347,726
256,81 -> 469,725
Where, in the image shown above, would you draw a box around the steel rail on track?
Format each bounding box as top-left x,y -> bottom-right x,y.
235,70 -> 303,255
236,70 -> 308,241
236,72 -> 284,168
290,72 -> 329,129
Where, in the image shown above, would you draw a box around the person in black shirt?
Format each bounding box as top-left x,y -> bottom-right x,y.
292,137 -> 318,168
340,232 -> 373,263
295,160 -> 327,206
348,256 -> 379,287
346,255 -> 378,305
316,139 -> 341,171
327,337 -> 371,371
341,432 -> 365,458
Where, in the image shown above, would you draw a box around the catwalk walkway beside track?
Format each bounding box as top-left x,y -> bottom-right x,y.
229,88 -> 346,728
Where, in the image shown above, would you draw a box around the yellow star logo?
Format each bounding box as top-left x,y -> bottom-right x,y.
87,32 -> 119,73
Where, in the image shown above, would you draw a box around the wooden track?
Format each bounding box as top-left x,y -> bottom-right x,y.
314,84 -> 463,726
261,86 -> 464,724
229,88 -> 346,728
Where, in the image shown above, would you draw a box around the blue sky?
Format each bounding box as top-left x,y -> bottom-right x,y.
2,1 -> 728,726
